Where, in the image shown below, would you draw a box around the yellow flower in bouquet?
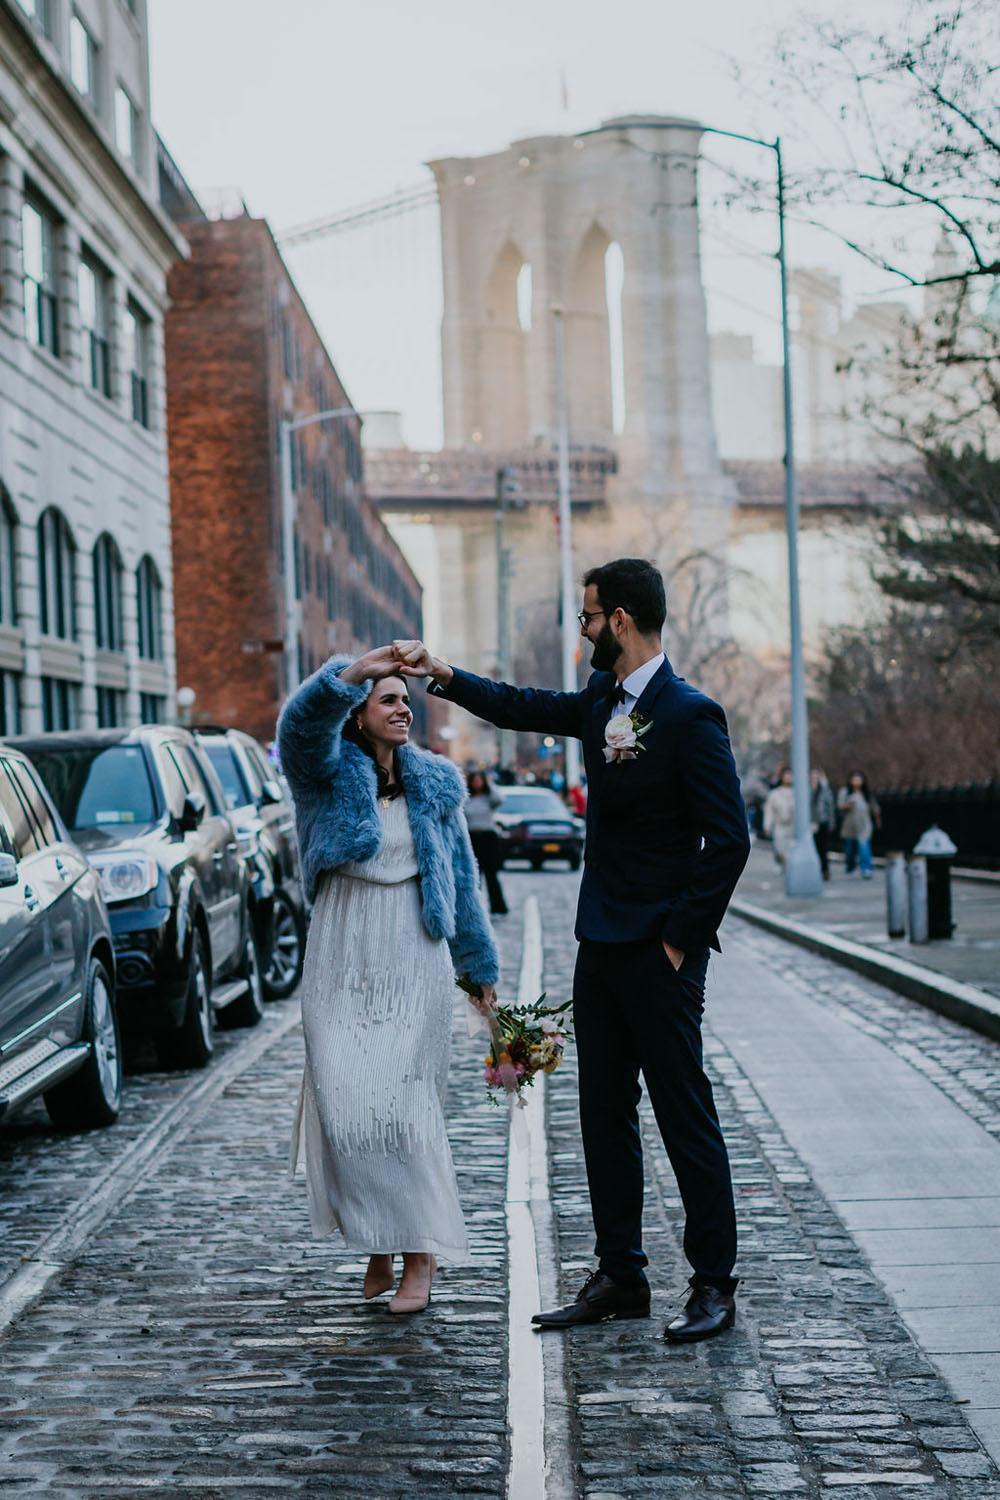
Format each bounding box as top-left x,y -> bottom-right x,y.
456,976 -> 572,1106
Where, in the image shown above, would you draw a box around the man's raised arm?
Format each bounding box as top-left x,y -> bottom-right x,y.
394,639 -> 585,740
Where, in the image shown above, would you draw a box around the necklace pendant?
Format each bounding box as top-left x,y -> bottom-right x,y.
381,797 -> 390,809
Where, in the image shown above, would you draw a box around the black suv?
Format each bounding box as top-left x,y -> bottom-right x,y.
0,746 -> 121,1127
193,727 -> 306,999
11,728 -> 264,1070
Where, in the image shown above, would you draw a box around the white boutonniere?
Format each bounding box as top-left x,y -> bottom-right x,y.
603,711 -> 652,763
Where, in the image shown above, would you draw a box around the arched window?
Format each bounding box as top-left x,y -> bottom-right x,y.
136,555 -> 162,661
37,507 -> 76,640
93,533 -> 124,651
0,487 -> 16,627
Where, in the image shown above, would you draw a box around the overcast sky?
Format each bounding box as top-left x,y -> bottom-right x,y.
147,0 -> 914,448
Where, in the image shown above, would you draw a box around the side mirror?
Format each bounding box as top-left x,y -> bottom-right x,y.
179,791 -> 206,831
0,851 -> 17,888
260,779 -> 283,807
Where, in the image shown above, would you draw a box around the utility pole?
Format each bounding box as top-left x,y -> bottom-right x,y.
495,465 -> 515,771
552,308 -> 581,790
775,138 -> 822,897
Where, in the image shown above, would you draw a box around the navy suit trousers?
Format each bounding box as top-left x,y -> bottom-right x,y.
573,936 -> 738,1289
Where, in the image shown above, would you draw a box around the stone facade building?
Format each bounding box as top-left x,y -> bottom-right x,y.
164,215 -> 425,746
0,0 -> 183,734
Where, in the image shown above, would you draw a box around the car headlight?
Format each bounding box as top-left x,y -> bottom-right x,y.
87,850 -> 160,903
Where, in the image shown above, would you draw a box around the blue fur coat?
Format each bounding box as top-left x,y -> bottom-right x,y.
276,657 -> 499,987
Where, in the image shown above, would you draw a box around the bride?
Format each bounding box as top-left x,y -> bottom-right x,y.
278,647 -> 499,1312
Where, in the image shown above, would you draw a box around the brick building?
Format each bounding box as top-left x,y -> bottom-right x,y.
163,214 -> 425,745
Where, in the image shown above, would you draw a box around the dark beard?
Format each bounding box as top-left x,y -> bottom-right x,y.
590,621 -> 623,674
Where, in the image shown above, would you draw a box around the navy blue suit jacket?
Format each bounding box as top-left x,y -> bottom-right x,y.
434,658 -> 750,951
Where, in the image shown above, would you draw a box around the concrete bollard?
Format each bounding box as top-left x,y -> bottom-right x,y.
907,855 -> 929,944
912,825 -> 958,940
886,852 -> 907,938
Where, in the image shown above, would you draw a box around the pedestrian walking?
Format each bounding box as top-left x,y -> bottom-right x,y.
277,648 -> 499,1314
810,768 -> 836,880
762,766 -> 795,868
569,780 -> 588,817
838,770 -> 881,878
392,556 -> 750,1343
465,770 -> 508,915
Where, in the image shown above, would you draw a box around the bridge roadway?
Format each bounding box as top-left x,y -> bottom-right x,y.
0,865 -> 997,1498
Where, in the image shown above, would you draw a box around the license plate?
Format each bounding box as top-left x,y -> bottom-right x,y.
542,842 -> 560,852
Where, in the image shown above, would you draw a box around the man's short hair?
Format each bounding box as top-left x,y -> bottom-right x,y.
583,558 -> 666,637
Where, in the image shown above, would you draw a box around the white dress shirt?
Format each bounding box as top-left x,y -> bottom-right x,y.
607,652 -> 665,725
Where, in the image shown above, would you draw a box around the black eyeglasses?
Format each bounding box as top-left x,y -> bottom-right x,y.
577,609 -> 606,629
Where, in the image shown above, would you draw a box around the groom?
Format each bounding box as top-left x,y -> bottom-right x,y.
395,558 -> 750,1341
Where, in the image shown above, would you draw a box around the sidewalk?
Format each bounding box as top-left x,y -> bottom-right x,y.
732,845 -> 1000,1036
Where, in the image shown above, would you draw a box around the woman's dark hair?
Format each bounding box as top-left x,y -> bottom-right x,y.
845,769 -> 871,801
343,689 -> 404,800
467,770 -> 489,796
582,558 -> 666,636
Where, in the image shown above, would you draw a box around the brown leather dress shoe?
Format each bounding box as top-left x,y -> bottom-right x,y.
664,1282 -> 736,1343
532,1271 -> 651,1329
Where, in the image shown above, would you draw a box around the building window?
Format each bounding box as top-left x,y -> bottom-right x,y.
136,555 -> 162,661
123,301 -> 150,427
78,254 -> 112,397
0,490 -> 16,627
69,13 -> 98,104
22,198 -> 60,356
96,685 -> 125,727
15,0 -> 51,35
38,507 -> 76,640
41,676 -> 77,731
139,692 -> 164,724
0,671 -> 20,736
114,85 -> 139,164
93,533 -> 123,651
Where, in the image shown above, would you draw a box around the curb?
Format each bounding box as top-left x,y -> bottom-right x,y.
730,897 -> 1000,1044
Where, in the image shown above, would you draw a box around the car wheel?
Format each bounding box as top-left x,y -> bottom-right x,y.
218,924 -> 265,1029
262,889 -> 305,999
44,957 -> 122,1129
568,853 -> 581,871
156,930 -> 213,1070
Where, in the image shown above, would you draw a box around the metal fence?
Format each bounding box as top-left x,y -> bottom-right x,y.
873,781 -> 1000,869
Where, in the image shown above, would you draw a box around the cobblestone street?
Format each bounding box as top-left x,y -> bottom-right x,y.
2,867 -> 999,1498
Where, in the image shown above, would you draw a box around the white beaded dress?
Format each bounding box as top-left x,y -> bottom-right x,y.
290,793 -> 469,1263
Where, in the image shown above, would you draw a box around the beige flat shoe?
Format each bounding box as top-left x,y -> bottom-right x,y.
363,1254 -> 395,1300
388,1255 -> 436,1314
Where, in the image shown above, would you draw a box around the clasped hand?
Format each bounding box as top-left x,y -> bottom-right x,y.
338,640 -> 439,687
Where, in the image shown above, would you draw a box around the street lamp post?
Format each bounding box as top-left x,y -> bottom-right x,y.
580,119 -> 822,896
279,405 -> 381,699
495,465 -> 516,771
552,306 -> 581,790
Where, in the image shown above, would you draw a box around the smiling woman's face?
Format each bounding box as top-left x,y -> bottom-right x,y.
356,675 -> 412,750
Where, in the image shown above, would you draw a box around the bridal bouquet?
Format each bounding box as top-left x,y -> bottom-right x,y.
456,976 -> 572,1107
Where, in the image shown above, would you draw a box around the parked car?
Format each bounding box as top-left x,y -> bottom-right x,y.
10,727 -> 264,1070
494,786 -> 584,870
193,726 -> 306,999
0,745 -> 121,1127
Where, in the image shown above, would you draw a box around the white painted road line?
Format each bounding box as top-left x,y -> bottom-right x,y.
0,1000 -> 302,1337
506,894 -> 565,1500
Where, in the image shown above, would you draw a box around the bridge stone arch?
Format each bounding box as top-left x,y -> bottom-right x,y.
428,115 -> 730,521
482,239 -> 529,448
